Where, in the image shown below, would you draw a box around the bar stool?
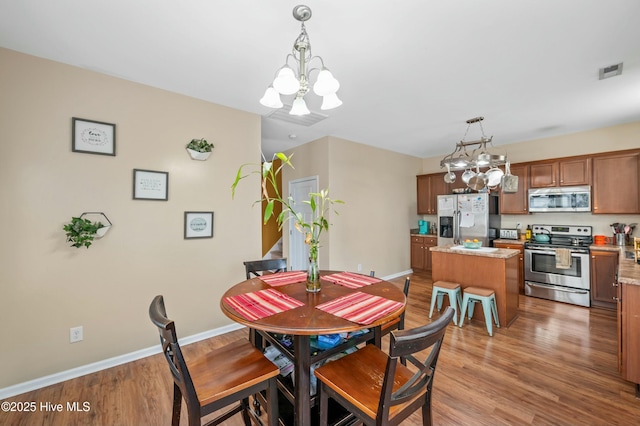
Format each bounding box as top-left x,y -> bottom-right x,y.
429,281 -> 462,325
459,287 -> 500,336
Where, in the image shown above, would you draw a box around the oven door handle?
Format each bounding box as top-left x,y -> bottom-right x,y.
526,249 -> 587,257
526,282 -> 588,294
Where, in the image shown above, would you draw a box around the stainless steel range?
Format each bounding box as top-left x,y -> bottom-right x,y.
524,224 -> 593,307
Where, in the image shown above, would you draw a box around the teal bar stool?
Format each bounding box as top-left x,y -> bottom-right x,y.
459,287 -> 500,336
429,281 -> 462,326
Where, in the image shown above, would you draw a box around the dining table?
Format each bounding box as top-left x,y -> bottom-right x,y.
220,270 -> 406,426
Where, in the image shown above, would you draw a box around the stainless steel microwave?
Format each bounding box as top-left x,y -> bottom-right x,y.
528,186 -> 591,213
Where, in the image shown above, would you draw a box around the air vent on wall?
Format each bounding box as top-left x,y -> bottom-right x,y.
599,62 -> 623,80
266,104 -> 328,127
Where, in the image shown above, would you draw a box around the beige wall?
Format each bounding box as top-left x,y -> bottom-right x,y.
281,136 -> 423,277
0,48 -> 262,389
420,122 -> 640,235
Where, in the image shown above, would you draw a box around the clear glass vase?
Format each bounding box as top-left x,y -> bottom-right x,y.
306,246 -> 321,293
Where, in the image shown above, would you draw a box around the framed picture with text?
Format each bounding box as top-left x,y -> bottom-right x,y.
72,117 -> 116,156
184,211 -> 214,239
133,169 -> 169,201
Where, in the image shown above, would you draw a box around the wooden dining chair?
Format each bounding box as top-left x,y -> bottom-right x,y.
314,306 -> 455,426
243,258 -> 288,279
148,295 -> 280,426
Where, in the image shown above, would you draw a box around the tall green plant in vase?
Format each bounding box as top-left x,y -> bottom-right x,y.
232,152 -> 343,292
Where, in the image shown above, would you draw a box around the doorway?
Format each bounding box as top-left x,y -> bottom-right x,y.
289,176 -> 318,271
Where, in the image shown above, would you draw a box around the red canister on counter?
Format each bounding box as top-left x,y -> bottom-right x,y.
594,235 -> 612,245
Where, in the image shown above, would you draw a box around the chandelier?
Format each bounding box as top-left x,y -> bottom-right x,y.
440,117 -> 510,190
259,5 -> 342,116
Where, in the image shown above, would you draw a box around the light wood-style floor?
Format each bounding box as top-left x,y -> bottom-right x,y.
2,272 -> 640,425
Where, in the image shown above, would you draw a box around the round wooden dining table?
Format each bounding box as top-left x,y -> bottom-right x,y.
220,270 -> 406,426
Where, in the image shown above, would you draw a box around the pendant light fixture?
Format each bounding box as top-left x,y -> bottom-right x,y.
259,5 -> 342,116
440,117 -> 509,190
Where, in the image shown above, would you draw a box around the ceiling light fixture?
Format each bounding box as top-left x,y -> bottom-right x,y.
259,5 -> 342,116
440,117 -> 508,188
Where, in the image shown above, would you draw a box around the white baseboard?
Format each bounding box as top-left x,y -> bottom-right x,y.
0,323 -> 244,400
381,269 -> 413,281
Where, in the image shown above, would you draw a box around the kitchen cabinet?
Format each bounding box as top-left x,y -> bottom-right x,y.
590,250 -> 618,310
592,150 -> 640,214
529,157 -> 591,188
417,173 -> 448,214
499,163 -> 529,214
618,282 -> 640,393
493,241 -> 525,294
411,235 -> 437,271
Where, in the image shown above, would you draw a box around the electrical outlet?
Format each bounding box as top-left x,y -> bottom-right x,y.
70,326 -> 83,343
357,264 -> 362,272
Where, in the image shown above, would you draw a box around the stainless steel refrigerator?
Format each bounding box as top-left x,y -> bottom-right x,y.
436,193 -> 500,246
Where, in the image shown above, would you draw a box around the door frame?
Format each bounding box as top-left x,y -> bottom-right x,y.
288,176 -> 319,271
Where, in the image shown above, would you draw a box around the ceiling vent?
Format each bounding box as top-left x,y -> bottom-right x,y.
266,104 -> 328,127
599,62 -> 623,80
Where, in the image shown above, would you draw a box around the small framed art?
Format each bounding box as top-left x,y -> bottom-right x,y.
72,117 -> 116,156
184,211 -> 214,239
133,169 -> 169,201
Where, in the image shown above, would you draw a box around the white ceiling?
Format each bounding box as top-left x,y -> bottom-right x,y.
1,0 -> 639,159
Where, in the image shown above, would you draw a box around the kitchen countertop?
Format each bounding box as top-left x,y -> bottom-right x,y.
431,244 -> 519,259
410,233 -> 438,237
590,244 -> 640,286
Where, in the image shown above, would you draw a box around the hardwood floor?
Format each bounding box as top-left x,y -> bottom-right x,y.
2,272 -> 639,425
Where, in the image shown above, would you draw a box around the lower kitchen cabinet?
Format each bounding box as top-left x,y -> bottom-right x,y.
618,282 -> 640,394
590,250 -> 618,310
493,241 -> 525,294
411,235 -> 437,272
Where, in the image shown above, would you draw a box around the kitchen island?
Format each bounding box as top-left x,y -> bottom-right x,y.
430,245 -> 520,327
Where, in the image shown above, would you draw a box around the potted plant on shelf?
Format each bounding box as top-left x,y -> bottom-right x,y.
186,138 -> 214,161
232,152 -> 343,292
63,216 -> 106,248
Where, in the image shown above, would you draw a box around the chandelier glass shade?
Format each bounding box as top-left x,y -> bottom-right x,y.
259,5 -> 342,116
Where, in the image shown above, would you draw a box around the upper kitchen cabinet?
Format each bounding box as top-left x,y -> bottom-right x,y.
417,173 -> 448,214
529,157 -> 591,188
593,150 -> 640,214
500,163 -> 529,214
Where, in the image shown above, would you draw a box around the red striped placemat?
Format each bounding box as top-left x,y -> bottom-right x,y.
224,288 -> 305,321
322,272 -> 381,289
259,270 -> 307,287
315,291 -> 403,325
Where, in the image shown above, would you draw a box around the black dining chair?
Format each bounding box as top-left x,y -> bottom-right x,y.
381,277 -> 411,336
243,258 -> 288,279
149,295 -> 280,426
314,306 -> 455,426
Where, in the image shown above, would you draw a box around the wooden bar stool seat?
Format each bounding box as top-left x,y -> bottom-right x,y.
429,281 -> 463,326
149,295 -> 280,426
314,307 -> 455,426
459,287 -> 500,337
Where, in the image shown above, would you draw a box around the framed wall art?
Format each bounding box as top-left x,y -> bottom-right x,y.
184,211 -> 214,239
72,117 -> 116,156
133,169 -> 169,201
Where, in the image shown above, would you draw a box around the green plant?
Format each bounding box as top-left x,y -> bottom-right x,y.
63,217 -> 104,248
231,152 -> 343,254
186,138 -> 214,153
